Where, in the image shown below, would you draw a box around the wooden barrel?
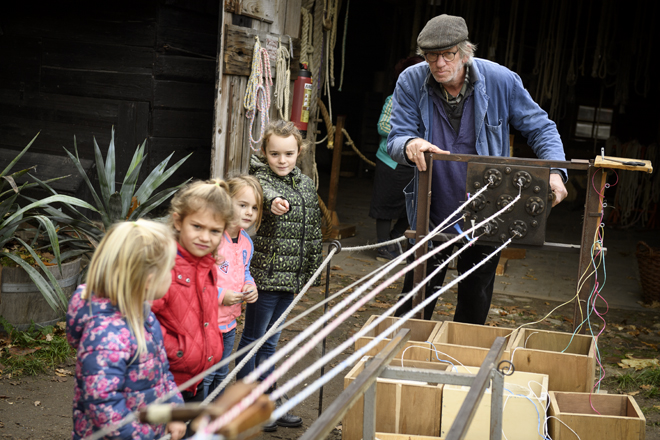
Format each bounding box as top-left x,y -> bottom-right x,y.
0,258 -> 82,331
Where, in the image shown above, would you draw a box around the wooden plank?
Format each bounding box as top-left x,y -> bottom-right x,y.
154,80 -> 215,110
40,67 -> 153,101
3,14 -> 156,47
149,137 -> 212,183
283,0 -> 302,37
152,109 -> 213,139
41,40 -> 153,74
223,24 -> 301,77
225,0 -> 276,24
154,54 -> 217,83
157,26 -> 218,58
116,102 -> 150,181
159,4 -> 219,34
0,149 -> 93,194
0,89 -> 120,126
0,36 -> 41,92
430,322 -> 513,367
594,155 -> 653,173
0,116 -> 112,159
211,7 -> 230,180
228,76 -> 250,175
500,248 -> 526,260
495,257 -> 508,276
374,434 -> 444,440
548,392 -> 645,440
343,358 -> 446,440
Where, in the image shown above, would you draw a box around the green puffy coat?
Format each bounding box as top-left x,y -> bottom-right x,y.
250,155 -> 322,293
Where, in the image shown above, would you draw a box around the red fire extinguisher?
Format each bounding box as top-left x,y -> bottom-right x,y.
290,64 -> 313,136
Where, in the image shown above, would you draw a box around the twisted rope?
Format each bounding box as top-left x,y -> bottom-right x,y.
338,0 -> 349,91
244,36 -> 272,151
300,7 -> 314,71
317,98 -> 335,148
274,37 -> 291,121
343,128 -> 376,167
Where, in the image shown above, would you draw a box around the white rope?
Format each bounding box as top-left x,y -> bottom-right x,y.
244,36 -> 272,151
342,235 -> 407,252
274,37 -> 291,121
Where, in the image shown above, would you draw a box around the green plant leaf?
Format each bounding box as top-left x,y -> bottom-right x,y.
3,195 -> 98,231
119,140 -> 146,218
129,181 -> 190,219
28,215 -> 62,275
105,128 -> 116,195
62,144 -> 110,227
108,192 -> 123,223
93,136 -> 112,215
0,175 -> 68,201
1,244 -> 67,315
0,132 -> 39,177
134,152 -> 192,204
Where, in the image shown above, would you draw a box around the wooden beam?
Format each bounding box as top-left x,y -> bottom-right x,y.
211,7 -> 228,179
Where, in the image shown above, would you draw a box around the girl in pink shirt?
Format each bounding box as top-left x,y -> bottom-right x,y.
203,175 -> 263,398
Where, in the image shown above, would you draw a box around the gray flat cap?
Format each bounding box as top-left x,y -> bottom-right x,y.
417,14 -> 469,52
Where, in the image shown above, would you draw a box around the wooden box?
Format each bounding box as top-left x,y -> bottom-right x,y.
441,366 -> 548,440
508,328 -> 596,392
342,357 -> 448,440
375,434 -> 444,440
430,322 -> 514,367
354,315 -> 443,361
548,391 -> 645,440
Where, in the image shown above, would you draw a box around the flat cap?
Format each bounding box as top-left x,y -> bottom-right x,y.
417,14 -> 469,52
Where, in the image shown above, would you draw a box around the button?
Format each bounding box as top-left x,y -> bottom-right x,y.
177,351 -> 183,358
186,278 -> 190,283
208,356 -> 213,362
177,274 -> 182,279
204,322 -> 209,327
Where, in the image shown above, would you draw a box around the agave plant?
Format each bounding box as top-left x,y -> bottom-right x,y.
1,133 -> 98,314
32,128 -> 191,259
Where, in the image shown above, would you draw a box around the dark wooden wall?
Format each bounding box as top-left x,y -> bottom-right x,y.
0,1 -> 219,195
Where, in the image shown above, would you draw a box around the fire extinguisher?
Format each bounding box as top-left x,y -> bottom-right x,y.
290,64 -> 313,136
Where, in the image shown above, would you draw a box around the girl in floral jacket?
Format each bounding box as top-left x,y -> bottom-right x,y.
66,220 -> 185,440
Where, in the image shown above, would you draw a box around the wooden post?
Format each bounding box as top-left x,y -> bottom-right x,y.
326,115 -> 356,239
572,164 -> 606,332
412,153 -> 433,319
210,6 -> 227,178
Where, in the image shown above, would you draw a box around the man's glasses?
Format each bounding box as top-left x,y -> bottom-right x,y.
425,50 -> 458,63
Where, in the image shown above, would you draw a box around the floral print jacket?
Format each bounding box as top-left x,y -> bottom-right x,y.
66,286 -> 183,439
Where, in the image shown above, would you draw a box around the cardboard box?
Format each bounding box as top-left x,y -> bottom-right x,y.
441,366 -> 548,440
430,322 -> 514,367
548,391 -> 645,440
342,357 -> 447,440
354,315 -> 443,361
508,328 -> 596,392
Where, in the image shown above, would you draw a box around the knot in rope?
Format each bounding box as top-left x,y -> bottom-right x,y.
244,36 -> 272,151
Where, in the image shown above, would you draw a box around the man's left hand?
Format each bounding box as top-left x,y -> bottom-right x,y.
549,173 -> 568,207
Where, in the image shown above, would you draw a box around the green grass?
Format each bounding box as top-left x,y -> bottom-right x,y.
0,316 -> 75,376
607,368 -> 660,398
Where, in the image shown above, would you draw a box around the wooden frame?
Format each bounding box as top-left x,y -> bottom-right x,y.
430,322 -> 514,367
354,315 -> 443,362
548,391 -> 646,440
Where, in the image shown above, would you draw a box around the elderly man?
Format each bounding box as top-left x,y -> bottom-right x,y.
388,14 -> 568,324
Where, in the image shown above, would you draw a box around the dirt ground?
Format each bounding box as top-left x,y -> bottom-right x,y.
1,274 -> 659,440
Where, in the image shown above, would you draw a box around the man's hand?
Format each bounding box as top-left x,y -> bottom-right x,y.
406,138 -> 449,171
271,197 -> 290,215
549,173 -> 568,207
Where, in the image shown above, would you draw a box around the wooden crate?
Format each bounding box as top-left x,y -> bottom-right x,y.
375,434 -> 444,440
342,357 -> 448,440
354,315 -> 443,362
508,328 -> 596,392
441,366 -> 549,440
430,322 -> 514,367
548,391 -> 645,440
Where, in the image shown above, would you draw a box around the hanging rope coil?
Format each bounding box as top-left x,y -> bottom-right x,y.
244,36 -> 273,151
342,128 -> 376,167
274,37 -> 291,121
300,7 -> 314,71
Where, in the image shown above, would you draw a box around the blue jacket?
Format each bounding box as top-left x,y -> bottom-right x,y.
387,58 -> 566,228
67,287 -> 183,439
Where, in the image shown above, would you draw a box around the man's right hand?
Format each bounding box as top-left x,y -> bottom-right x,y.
405,138 -> 449,171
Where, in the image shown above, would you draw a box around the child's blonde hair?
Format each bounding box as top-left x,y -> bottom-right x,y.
169,178 -> 234,234
260,120 -> 307,155
83,219 -> 176,355
227,175 -> 264,231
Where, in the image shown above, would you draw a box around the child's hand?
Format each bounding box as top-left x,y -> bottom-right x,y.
222,289 -> 244,306
241,284 -> 258,303
166,421 -> 186,440
271,197 -> 290,215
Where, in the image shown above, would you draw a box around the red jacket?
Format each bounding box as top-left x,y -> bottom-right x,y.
152,243 -> 224,394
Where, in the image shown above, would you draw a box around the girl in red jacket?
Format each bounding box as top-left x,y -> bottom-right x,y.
152,179 -> 233,403
203,175 -> 263,399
